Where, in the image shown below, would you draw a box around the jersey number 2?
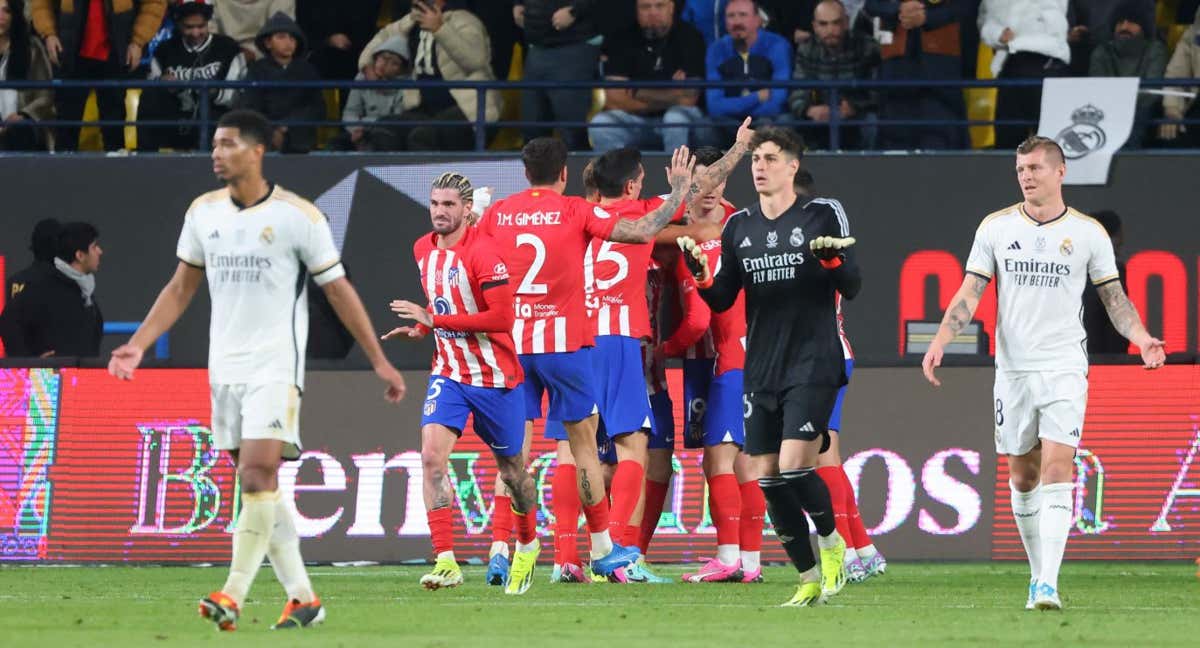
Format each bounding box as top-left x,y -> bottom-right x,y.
515,233 -> 548,295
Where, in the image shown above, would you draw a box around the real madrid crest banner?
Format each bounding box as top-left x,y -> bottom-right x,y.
1036,77 -> 1139,186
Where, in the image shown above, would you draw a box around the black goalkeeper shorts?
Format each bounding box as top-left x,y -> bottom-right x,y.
743,385 -> 839,456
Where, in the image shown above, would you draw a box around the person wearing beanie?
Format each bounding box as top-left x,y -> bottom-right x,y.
236,12 -> 324,152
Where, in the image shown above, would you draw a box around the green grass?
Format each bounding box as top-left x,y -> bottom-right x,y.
1,563 -> 1197,647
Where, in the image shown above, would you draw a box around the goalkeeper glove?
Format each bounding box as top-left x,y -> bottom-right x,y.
676,236 -> 711,286
809,236 -> 856,268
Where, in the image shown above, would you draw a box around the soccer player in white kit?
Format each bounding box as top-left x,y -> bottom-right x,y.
108,110 -> 408,631
922,136 -> 1165,611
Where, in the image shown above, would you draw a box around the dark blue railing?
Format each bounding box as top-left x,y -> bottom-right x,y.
103,322 -> 170,359
2,77 -> 1198,151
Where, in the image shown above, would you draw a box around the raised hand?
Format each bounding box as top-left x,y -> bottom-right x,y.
809,235 -> 856,261
665,145 -> 696,192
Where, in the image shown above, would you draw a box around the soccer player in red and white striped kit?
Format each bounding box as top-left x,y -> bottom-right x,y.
385,172 -> 543,595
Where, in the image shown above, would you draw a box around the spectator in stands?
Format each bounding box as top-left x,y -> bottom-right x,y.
331,35 -> 410,151
31,0 -> 166,151
1161,6 -> 1200,147
587,0 -> 709,153
5,218 -> 60,300
297,0 -> 380,80
866,0 -> 966,150
790,0 -> 870,45
0,222 -> 103,358
1082,210 -> 1128,354
236,12 -> 323,153
0,0 -> 54,151
514,0 -> 600,150
1067,0 -> 1154,75
1088,3 -> 1166,149
788,0 -> 879,150
213,0 -> 293,62
706,0 -> 792,140
137,0 -> 245,152
683,0 -> 728,46
359,0 -> 498,151
978,0 -> 1071,149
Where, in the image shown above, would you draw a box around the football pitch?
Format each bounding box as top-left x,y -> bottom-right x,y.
2,562 -> 1196,647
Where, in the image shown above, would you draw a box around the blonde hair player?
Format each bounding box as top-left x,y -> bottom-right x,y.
922,135 -> 1165,611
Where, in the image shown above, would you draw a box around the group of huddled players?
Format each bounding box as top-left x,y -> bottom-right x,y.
387,116 -> 883,606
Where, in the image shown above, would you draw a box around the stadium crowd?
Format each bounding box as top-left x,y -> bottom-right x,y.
0,0 -> 1198,153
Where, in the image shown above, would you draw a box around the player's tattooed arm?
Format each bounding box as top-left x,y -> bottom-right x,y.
687,117 -> 754,202
609,146 -> 695,243
941,273 -> 989,338
1096,281 -> 1144,341
1097,281 -> 1167,368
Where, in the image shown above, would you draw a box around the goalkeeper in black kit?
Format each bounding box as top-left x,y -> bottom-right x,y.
677,127 -> 861,607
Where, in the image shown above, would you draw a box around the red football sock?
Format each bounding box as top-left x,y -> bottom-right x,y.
607,460 -> 644,544
514,505 -> 538,545
581,500 -> 610,534
426,506 -> 455,556
552,464 -> 580,565
817,466 -> 852,543
491,495 -> 513,543
839,465 -> 873,549
639,479 -> 670,554
738,480 -> 765,552
707,473 -> 741,546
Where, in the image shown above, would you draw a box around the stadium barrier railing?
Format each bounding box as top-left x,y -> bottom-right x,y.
2,77 -> 1199,151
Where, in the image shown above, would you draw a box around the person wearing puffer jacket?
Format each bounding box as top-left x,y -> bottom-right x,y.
979,0 -> 1071,148
358,1 -> 499,150
236,12 -> 324,152
1161,6 -> 1200,147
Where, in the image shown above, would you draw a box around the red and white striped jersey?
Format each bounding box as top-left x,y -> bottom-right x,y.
584,197 -> 667,340
674,202 -> 738,360
480,188 -> 617,355
413,227 -> 523,389
836,291 -> 854,360
643,259 -> 670,395
670,238 -> 747,375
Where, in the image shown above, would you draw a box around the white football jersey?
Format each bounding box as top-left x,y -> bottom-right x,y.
965,204 -> 1119,372
176,185 -> 345,387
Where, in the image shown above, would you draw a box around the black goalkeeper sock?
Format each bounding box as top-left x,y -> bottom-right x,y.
758,476 -> 816,573
781,468 -> 837,537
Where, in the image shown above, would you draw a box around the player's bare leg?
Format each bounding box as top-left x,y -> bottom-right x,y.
419,424 -> 464,590
200,439 -> 286,631
683,442 -> 743,583
734,452 -> 765,582
639,448 -> 674,554
550,438 -> 587,582
487,425 -> 534,587
817,431 -> 884,582
564,414 -> 640,576
495,434 -> 541,595
1007,444 -> 1043,609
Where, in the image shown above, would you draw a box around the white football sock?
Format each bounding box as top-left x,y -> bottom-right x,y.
843,546 -> 860,566
1038,482 -> 1074,590
716,544 -> 740,566
223,490 -> 278,606
589,530 -> 614,560
740,551 -> 761,573
489,541 -> 510,559
1010,481 -> 1042,582
856,544 -> 878,561
816,529 -> 843,550
268,495 -> 315,604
